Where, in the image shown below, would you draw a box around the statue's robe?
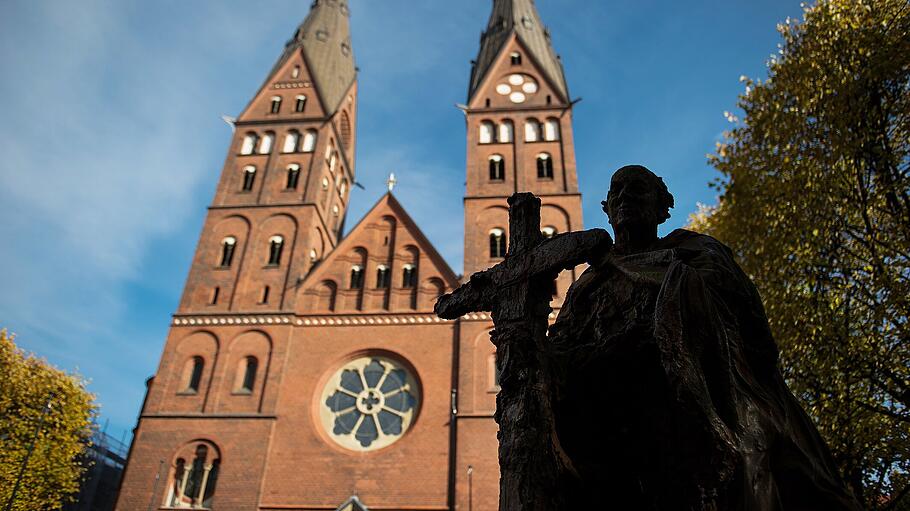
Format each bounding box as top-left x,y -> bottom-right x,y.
548,229 -> 861,510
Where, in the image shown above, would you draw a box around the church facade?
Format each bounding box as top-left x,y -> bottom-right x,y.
114,1 -> 583,510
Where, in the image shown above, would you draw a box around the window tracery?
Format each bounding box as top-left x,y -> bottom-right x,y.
166,442 -> 220,509
321,356 -> 419,451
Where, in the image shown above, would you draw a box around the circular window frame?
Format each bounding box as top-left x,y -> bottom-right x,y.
317,353 -> 422,453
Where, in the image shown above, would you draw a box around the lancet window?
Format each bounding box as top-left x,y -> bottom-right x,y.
267,236 -> 284,266
236,356 -> 257,393
283,131 -> 300,153
241,166 -> 256,191
286,164 -> 301,189
402,264 -> 417,288
544,118 -> 560,141
489,155 -> 505,181
240,133 -> 258,155
219,237 -> 237,267
350,265 -> 364,289
537,153 -> 554,179
489,228 -> 507,258
376,265 -> 391,289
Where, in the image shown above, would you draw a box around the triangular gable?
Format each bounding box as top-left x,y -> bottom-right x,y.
468,32 -> 568,109
335,495 -> 368,511
468,0 -> 569,103
296,193 -> 459,314
239,0 -> 356,120
238,47 -> 328,122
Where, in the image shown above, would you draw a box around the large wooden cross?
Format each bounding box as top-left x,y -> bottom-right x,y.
436,193 -> 612,511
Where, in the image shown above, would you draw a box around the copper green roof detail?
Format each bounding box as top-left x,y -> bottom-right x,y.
269,0 -> 356,115
469,0 -> 568,102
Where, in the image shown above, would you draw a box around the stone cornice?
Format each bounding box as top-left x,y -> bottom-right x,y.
170,311 -> 558,328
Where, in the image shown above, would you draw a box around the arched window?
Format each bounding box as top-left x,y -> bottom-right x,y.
301,130 -> 317,152
240,133 -> 258,155
332,205 -> 340,229
241,166 -> 256,191
291,65 -> 300,78
182,356 -> 204,393
489,155 -> 505,181
402,264 -> 417,288
260,286 -> 270,304
236,356 -> 257,393
340,111 -> 352,147
524,119 -> 541,142
258,133 -> 274,154
270,96 -> 282,114
350,265 -> 364,289
283,131 -> 300,153
541,226 -> 557,239
219,237 -> 237,267
537,153 -> 554,179
286,164 -> 301,189
329,152 -> 338,173
510,52 -> 522,65
479,121 -> 495,144
376,264 -> 391,288
295,95 -> 307,113
498,120 -> 514,143
544,118 -> 560,141
489,228 -> 507,258
339,180 -> 347,196
267,236 -> 284,266
167,443 -> 220,508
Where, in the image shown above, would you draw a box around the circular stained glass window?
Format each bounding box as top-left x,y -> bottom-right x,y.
320,356 -> 420,451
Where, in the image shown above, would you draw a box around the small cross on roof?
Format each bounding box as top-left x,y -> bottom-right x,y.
386,173 -> 397,192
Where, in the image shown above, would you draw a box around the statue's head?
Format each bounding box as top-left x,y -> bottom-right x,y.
602,165 -> 674,229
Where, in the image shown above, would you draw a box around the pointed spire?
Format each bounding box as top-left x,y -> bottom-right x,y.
268,0 -> 357,115
469,0 -> 568,103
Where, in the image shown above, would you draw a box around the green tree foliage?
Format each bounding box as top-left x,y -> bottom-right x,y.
690,0 -> 910,507
0,329 -> 96,510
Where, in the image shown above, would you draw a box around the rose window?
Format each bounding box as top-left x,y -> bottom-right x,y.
321,356 -> 419,451
495,74 -> 539,104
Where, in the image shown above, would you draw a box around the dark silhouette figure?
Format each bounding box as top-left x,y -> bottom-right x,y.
549,165 -> 861,509
437,165 -> 863,510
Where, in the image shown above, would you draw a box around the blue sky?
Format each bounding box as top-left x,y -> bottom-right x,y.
0,0 -> 801,441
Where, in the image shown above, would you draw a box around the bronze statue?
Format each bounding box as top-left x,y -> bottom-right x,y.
437,165 -> 862,510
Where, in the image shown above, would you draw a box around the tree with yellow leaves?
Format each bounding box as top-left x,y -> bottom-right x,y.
691,0 -> 910,508
0,329 -> 96,511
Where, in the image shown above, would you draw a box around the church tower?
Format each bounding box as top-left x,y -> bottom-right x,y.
178,0 -> 358,316
462,0 -> 584,299
117,2 -> 464,509
116,2 -> 580,510
452,2 -> 585,510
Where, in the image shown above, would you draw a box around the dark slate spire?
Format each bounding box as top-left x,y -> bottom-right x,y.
270,0 -> 356,115
469,0 -> 569,102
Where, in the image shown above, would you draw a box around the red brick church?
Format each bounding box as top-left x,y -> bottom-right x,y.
115,1 -> 583,509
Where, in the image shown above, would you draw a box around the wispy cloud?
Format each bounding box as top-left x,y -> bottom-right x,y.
0,0 -> 802,438
0,0 -> 278,432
